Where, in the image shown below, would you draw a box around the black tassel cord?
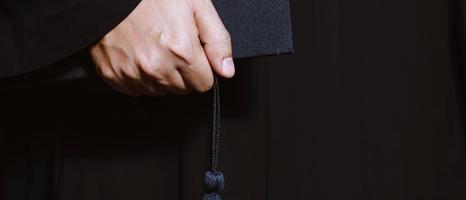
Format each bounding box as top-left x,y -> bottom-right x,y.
203,76 -> 225,200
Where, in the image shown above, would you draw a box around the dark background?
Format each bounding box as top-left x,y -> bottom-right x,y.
217,0 -> 466,199
2,0 -> 466,200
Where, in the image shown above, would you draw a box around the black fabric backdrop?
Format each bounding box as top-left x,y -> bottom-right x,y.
1,0 -> 466,200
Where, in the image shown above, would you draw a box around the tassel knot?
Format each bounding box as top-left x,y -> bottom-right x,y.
203,171 -> 225,193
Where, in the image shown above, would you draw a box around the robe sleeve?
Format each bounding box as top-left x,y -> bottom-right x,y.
0,0 -> 141,78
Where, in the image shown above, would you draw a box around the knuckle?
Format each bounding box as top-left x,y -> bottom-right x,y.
122,68 -> 139,81
181,62 -> 198,73
195,77 -> 214,93
101,68 -> 116,81
140,60 -> 167,81
168,39 -> 196,60
216,30 -> 231,44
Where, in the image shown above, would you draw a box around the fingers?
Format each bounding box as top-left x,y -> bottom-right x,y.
138,47 -> 202,94
91,0 -> 233,97
171,40 -> 214,93
163,70 -> 191,95
140,66 -> 188,95
91,46 -> 140,97
94,39 -> 215,96
194,0 -> 235,78
95,64 -> 141,98
123,73 -> 167,97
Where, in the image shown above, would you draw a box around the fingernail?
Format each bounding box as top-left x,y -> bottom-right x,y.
222,57 -> 235,78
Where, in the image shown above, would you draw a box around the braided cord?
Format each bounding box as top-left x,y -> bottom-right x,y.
211,75 -> 221,171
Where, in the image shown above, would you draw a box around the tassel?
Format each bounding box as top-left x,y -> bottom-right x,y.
203,171 -> 225,200
203,193 -> 222,200
203,76 -> 225,200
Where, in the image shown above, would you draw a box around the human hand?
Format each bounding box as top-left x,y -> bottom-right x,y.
90,0 -> 234,97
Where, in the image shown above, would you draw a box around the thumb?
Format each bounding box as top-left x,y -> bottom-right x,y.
194,0 -> 235,78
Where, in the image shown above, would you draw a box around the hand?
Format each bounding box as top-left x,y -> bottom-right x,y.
90,0 -> 235,97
